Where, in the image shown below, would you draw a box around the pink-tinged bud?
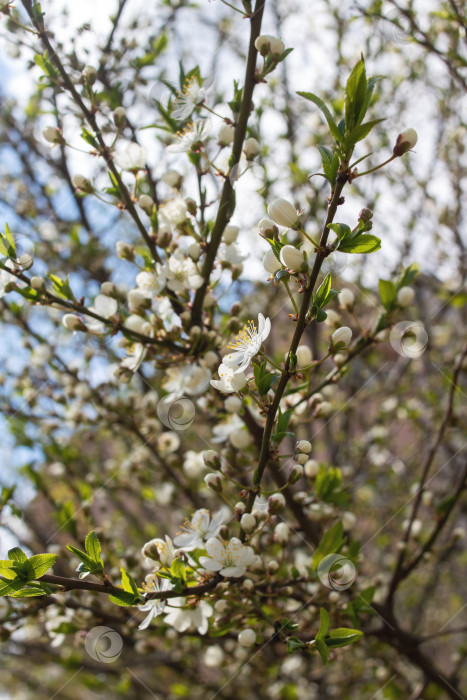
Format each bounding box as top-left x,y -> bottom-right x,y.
393,128 -> 418,156
258,217 -> 278,235
263,249 -> 281,275
267,198 -> 298,228
396,286 -> 415,307
358,207 -> 373,223
243,137 -> 260,160
71,174 -> 92,193
332,326 -> 352,348
279,244 -> 306,272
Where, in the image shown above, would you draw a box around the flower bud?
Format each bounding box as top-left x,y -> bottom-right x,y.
242,578 -> 254,591
225,396 -> 242,413
42,126 -> 62,144
358,207 -> 373,223
128,289 -> 147,311
113,106 -> 126,127
243,137 -> 260,160
269,37 -> 285,57
62,314 -> 84,331
263,249 -> 281,275
296,439 -> 312,454
161,170 -> 183,188
30,275 -> 45,290
296,344 -> 312,367
82,65 -> 97,85
396,286 -> 415,307
71,174 -> 92,192
100,282 -> 115,296
230,428 -> 251,449
223,225 -> 239,244
218,123 -> 235,146
304,459 -> 319,478
254,35 -> 271,55
279,244 -> 306,272
267,198 -> 298,228
215,599 -> 229,613
136,194 -> 153,214
274,522 -> 289,544
203,450 -> 221,470
116,240 -> 135,260
268,492 -> 286,514
339,288 -> 355,309
258,217 -> 278,235
393,128 -> 418,156
296,453 -> 308,464
238,629 -> 256,647
240,513 -> 256,533
204,472 -> 223,492
288,463 -> 304,484
332,326 -> 352,348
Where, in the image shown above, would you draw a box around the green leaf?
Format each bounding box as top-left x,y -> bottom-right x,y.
398,263 -> 418,289
85,531 -> 103,566
312,522 -> 345,569
26,553 -> 57,579
0,578 -> 27,597
287,636 -> 306,653
328,222 -> 352,241
9,587 -> 47,598
297,92 -> 342,144
379,279 -> 397,311
337,234 -> 381,254
81,127 -> 99,149
121,567 -> 139,596
0,561 -> 17,580
8,548 -> 27,565
317,145 -> 339,185
67,545 -> 97,573
316,608 -> 330,639
314,273 -> 331,308
109,590 -> 140,607
324,628 -> 363,648
344,57 -> 368,134
315,638 -> 330,665
344,118 -> 385,150
47,274 -> 76,301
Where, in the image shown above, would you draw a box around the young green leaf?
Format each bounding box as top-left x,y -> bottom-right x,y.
379,279 -> 397,310
297,92 -> 342,144
312,522 -> 345,569
26,553 -> 57,579
85,531 -> 103,566
324,628 -> 363,648
316,608 -> 330,640
337,234 -> 381,254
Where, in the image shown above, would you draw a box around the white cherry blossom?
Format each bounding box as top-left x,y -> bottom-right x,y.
172,77 -> 205,120
164,597 -> 213,635
114,141 -> 147,171
136,265 -> 167,298
167,119 -> 211,153
174,508 -> 224,549
200,537 -> 255,577
222,313 -> 271,373
138,574 -> 174,630
210,363 -> 247,393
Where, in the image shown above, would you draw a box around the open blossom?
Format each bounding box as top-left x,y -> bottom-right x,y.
174,508 -> 224,549
167,119 -> 211,153
136,265 -> 167,298
172,77 -> 205,120
163,363 -> 212,396
210,363 -> 247,393
138,574 -> 174,630
142,535 -> 176,567
166,250 -> 203,291
114,141 -> 147,171
164,597 -> 213,635
199,537 -> 255,577
159,197 -> 188,226
85,294 -> 118,334
222,313 -> 271,373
